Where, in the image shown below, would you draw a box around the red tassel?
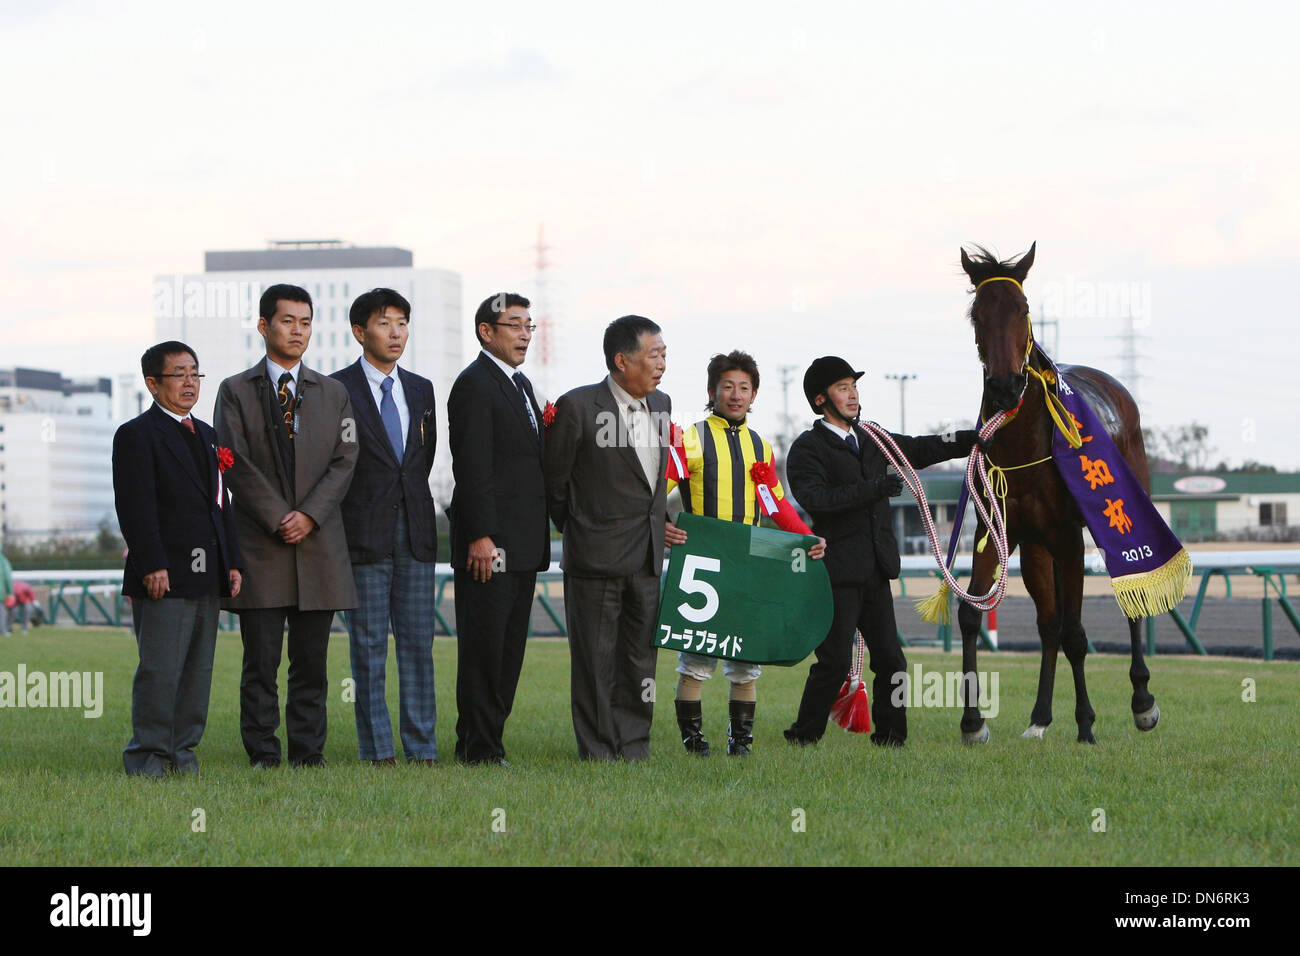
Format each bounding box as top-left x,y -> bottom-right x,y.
831,677 -> 871,733
845,681 -> 872,733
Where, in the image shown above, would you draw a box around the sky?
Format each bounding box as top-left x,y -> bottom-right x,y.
2,0 -> 1297,467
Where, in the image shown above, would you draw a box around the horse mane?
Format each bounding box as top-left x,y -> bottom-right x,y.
964,244 -> 1020,276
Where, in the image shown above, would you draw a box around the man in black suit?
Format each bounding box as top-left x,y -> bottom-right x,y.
784,356 -> 978,747
447,292 -> 549,765
113,341 -> 243,776
332,288 -> 440,766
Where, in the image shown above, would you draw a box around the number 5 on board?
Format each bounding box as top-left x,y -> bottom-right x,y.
677,555 -> 721,623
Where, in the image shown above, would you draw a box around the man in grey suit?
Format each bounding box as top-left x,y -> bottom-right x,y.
544,315 -> 679,761
215,283 -> 359,768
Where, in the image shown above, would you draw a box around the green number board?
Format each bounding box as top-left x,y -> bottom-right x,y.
656,512 -> 832,665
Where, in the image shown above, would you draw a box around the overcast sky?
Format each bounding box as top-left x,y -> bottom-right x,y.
2,0 -> 1296,467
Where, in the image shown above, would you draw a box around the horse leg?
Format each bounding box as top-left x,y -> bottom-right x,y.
1129,616 -> 1159,730
955,526 -> 1007,745
1055,529 -> 1097,743
1018,543 -> 1060,739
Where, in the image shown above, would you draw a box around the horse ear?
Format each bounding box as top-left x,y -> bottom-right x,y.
960,246 -> 976,279
1012,241 -> 1036,281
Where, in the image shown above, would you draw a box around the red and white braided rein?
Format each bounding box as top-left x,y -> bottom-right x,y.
856,416 -> 1011,612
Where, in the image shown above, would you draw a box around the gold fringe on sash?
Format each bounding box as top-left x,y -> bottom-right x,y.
1110,549 -> 1193,620
915,580 -> 952,626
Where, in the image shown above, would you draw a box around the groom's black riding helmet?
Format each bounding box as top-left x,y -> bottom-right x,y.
803,356 -> 864,414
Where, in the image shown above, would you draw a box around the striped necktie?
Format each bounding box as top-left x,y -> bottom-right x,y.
277,372 -> 294,438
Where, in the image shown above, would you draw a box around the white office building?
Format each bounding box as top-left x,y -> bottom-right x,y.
0,369 -> 117,544
153,240 -> 463,494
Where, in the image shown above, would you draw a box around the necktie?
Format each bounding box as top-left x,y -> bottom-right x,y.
846,430 -> 860,454
180,417 -> 195,434
277,372 -> 294,437
380,376 -> 404,460
513,372 -> 538,434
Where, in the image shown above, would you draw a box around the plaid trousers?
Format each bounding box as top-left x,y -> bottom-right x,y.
347,504 -> 438,761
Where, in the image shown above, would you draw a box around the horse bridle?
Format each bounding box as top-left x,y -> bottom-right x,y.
974,275 -> 1034,378
975,275 -> 1082,449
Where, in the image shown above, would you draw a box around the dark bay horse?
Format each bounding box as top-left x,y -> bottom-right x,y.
955,242 -> 1158,744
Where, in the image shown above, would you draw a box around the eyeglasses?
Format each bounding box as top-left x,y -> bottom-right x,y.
158,372 -> 206,382
494,321 -> 537,333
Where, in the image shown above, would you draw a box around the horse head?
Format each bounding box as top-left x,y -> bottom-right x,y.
960,242 -> 1036,412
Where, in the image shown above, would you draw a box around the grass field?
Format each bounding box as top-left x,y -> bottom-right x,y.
1,627 -> 1296,866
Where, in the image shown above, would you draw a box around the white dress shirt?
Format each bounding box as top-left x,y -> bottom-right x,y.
607,374 -> 660,487
483,349 -> 537,432
818,418 -> 852,441
265,357 -> 302,397
155,403 -> 191,426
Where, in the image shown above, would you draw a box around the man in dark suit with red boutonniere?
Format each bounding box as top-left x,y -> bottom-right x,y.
113,341 -> 243,777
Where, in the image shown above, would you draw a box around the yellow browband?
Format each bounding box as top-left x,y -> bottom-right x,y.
975,276 -> 1024,293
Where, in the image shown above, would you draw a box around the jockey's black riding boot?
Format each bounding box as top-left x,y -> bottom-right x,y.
727,700 -> 755,756
675,700 -> 710,756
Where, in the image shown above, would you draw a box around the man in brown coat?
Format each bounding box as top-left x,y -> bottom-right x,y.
215,283 -> 359,768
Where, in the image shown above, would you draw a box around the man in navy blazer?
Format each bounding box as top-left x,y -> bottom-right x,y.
113,341 -> 242,776
447,292 -> 550,765
332,288 -> 440,765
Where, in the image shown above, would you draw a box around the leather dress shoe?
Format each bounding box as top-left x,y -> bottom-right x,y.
292,755 -> 327,768
371,757 -> 398,766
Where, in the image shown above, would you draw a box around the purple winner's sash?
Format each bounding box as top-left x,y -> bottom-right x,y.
1051,367 -> 1191,618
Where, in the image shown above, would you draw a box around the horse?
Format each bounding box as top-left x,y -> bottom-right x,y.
954,242 -> 1159,744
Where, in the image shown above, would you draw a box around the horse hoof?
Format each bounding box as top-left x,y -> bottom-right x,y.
1077,731 -> 1096,745
962,722 -> 990,745
1021,724 -> 1047,739
1134,702 -> 1160,732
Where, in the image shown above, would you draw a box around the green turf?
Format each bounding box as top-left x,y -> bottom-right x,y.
0,627 -> 1295,865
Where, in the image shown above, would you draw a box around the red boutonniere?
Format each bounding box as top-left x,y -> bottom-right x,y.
217,446 -> 234,473
542,401 -> 557,429
750,459 -> 776,487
